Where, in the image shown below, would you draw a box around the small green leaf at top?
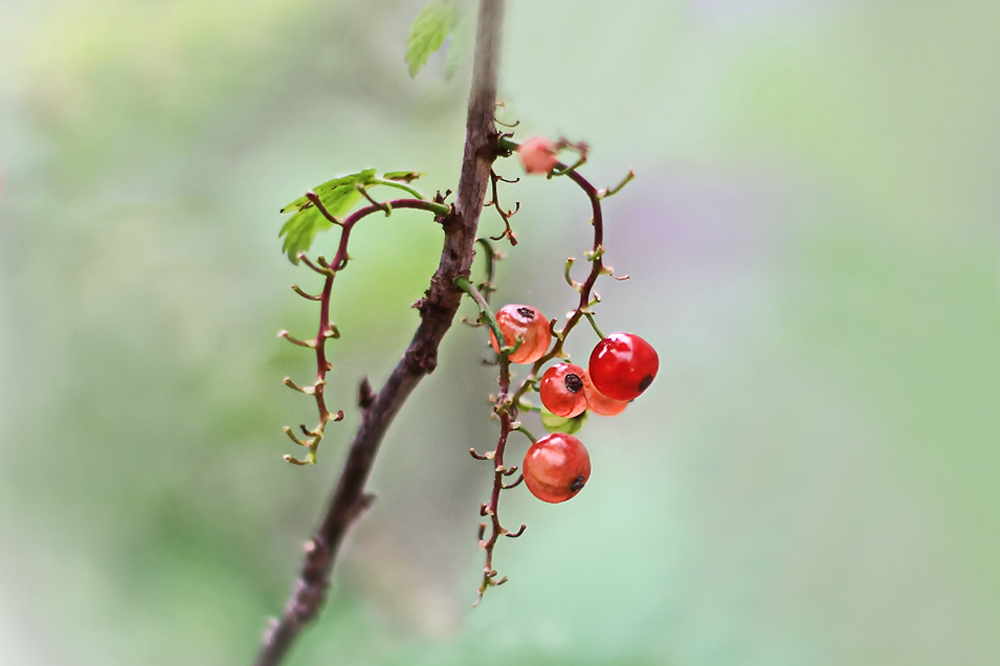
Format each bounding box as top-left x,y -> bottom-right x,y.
405,0 -> 454,78
541,406 -> 588,436
278,169 -> 377,264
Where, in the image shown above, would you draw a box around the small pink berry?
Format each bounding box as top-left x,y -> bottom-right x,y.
517,137 -> 559,175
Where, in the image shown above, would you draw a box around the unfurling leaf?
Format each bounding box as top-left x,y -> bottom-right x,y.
405,0 -> 454,79
279,169 -> 377,264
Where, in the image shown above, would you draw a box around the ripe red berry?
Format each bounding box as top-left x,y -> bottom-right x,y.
581,369 -> 628,416
522,433 -> 591,504
489,304 -> 551,364
539,363 -> 587,418
517,136 -> 559,175
588,332 -> 659,401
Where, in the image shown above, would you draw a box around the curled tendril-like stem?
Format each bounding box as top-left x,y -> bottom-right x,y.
280,197 -> 452,465
486,169 -> 520,246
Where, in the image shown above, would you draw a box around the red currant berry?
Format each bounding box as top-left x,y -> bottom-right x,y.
539,363 -> 587,418
588,332 -> 659,401
581,369 -> 628,416
489,304 -> 551,364
522,433 -> 591,504
517,136 -> 559,175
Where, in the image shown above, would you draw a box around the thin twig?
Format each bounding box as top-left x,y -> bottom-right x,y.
486,169 -> 520,245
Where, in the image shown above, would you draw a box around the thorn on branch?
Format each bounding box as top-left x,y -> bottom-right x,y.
358,377 -> 375,410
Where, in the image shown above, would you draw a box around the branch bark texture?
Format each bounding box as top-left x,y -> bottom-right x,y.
253,1 -> 505,664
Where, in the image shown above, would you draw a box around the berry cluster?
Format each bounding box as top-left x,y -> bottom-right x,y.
490,304 -> 658,503
457,133 -> 645,602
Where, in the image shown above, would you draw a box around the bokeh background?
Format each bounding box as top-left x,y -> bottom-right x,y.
1,0 -> 997,664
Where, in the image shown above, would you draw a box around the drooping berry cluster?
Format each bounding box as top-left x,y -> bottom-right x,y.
491,306 -> 658,503
457,133 -> 646,602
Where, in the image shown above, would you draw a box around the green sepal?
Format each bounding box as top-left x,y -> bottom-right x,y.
540,406 -> 588,435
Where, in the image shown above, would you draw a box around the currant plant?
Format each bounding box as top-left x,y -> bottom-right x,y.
256,1 -> 657,663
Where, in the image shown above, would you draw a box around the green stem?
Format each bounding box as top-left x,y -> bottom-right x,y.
583,312 -> 606,339
455,276 -> 504,350
371,178 -> 430,202
513,425 -> 538,443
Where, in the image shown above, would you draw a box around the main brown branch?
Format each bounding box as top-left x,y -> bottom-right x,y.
253,1 -> 506,664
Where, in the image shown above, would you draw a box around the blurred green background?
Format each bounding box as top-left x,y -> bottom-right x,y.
1,0 -> 997,664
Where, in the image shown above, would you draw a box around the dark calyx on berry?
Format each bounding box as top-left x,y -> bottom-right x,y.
569,476 -> 586,492
517,307 -> 535,319
588,332 -> 659,402
564,373 -> 583,393
638,374 -> 654,392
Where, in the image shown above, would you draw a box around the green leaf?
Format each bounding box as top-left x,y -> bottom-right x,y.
280,169 -> 377,214
382,171 -> 424,183
541,407 -> 589,435
405,0 -> 454,79
278,169 -> 377,264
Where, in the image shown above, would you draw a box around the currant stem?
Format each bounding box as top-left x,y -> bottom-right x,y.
370,177 -> 429,202
583,312 -> 606,340
513,425 -> 537,443
454,276 -> 505,351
